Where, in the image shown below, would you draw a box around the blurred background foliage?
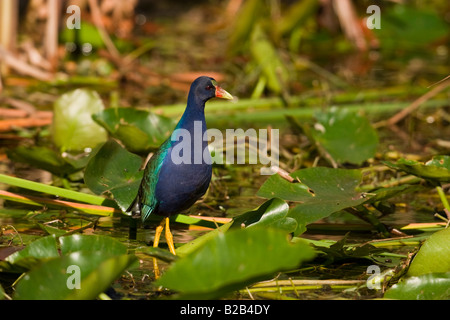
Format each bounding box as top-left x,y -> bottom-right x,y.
0,0 -> 448,103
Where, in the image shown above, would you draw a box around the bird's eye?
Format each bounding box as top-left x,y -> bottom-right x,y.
205,85 -> 214,90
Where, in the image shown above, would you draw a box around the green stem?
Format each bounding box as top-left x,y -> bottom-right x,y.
0,174 -> 116,207
436,185 -> 450,212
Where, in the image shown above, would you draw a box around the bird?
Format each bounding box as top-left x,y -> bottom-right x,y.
128,76 -> 233,259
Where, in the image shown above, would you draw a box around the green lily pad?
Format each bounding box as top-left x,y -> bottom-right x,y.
384,155 -> 450,183
84,139 -> 143,211
384,272 -> 450,300
52,89 -> 108,152
93,107 -> 176,153
156,227 -> 316,299
258,167 -> 370,235
14,252 -> 136,300
59,234 -> 128,256
310,108 -> 378,165
6,235 -> 59,265
407,227 -> 450,277
9,234 -> 137,300
176,198 -> 296,257
230,197 -> 297,232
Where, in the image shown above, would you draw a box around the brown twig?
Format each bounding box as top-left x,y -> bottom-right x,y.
0,45 -> 54,81
375,79 -> 450,128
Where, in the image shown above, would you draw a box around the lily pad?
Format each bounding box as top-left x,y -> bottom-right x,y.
6,235 -> 59,266
230,197 -> 297,232
156,227 -> 316,299
10,234 -> 137,300
176,198 -> 296,257
93,107 -> 176,153
84,139 -> 144,212
52,89 -> 108,152
310,108 -> 378,165
384,155 -> 450,183
14,252 -> 136,300
258,167 -> 370,235
406,227 -> 450,277
384,272 -> 450,300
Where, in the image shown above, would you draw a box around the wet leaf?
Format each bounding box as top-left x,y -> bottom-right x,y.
6,146 -> 78,176
176,198 -> 296,257
258,167 -> 370,235
59,234 -> 128,256
10,234 -> 136,300
406,227 -> 450,277
156,227 -> 316,299
384,155 -> 450,183
93,107 -> 175,153
311,108 -> 379,165
384,272 -> 450,300
84,139 -> 143,211
14,252 -> 136,300
6,235 -> 59,265
52,89 -> 108,152
230,197 -> 297,232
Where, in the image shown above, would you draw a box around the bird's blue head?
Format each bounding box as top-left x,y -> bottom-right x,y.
188,76 -> 233,106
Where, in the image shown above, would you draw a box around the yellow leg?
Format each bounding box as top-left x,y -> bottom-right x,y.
152,218 -> 166,279
152,217 -> 176,279
164,217 -> 176,256
153,218 -> 166,248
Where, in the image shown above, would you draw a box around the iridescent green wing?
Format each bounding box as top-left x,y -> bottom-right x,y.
138,139 -> 171,222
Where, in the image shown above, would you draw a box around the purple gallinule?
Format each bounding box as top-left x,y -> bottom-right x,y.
128,76 -> 233,256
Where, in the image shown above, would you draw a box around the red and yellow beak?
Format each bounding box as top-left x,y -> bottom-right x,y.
214,85 -> 233,100
215,86 -> 233,99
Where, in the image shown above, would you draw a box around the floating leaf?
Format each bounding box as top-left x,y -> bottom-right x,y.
258,167 -> 370,235
384,155 -> 450,183
384,272 -> 450,300
14,252 -> 136,300
156,227 -> 316,299
93,108 -> 175,153
52,89 -> 108,152
59,234 -> 128,256
6,235 -> 59,265
230,197 -> 297,232
176,198 -> 296,257
84,139 -> 143,211
310,108 -> 378,165
407,227 -> 450,277
10,234 -> 137,300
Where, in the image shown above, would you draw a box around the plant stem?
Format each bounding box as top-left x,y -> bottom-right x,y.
436,185 -> 450,212
0,173 -> 116,207
0,190 -> 120,216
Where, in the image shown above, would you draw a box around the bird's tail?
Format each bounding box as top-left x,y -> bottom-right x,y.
126,196 -> 141,219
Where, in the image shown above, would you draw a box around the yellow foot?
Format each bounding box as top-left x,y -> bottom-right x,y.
152,217 -> 176,279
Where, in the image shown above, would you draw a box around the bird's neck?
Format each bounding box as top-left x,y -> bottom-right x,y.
176,98 -> 206,131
